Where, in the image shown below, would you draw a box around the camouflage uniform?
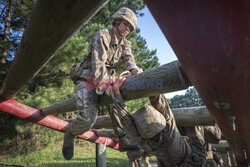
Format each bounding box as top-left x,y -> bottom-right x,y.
111,93 -> 211,167
178,123 -> 222,167
70,27 -> 138,136
63,7 -> 140,160
204,125 -> 223,167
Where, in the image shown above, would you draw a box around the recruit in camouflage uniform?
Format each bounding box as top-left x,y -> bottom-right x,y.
110,89 -> 220,166
62,7 -> 142,160
203,125 -> 223,166
126,119 -> 222,167
179,125 -> 222,167
125,111 -> 222,166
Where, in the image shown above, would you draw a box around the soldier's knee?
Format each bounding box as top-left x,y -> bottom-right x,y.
79,112 -> 97,129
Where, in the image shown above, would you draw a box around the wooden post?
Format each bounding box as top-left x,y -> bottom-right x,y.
41,61 -> 191,115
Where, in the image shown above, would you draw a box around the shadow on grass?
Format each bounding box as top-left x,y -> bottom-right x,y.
40,157 -> 128,167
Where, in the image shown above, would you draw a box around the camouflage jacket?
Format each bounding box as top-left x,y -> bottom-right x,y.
112,93 -> 222,166
111,94 -> 201,167
74,28 -> 138,94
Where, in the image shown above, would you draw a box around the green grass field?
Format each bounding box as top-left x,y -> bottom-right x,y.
1,141 -> 129,167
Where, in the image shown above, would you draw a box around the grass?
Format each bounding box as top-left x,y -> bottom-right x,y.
1,141 -> 129,167
0,122 -> 158,167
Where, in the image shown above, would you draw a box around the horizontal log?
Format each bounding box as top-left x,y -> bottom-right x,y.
92,106 -> 214,128
173,106 -> 214,126
41,61 -> 191,115
0,0 -> 109,99
211,140 -> 229,153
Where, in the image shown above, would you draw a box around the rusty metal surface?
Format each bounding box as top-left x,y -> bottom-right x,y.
0,0 -> 109,99
145,0 -> 250,164
0,98 -> 118,149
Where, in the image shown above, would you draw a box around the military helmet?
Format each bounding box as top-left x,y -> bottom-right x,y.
111,7 -> 137,31
134,105 -> 166,138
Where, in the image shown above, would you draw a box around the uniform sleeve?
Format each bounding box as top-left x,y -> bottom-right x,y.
91,32 -> 110,95
111,93 -> 144,145
149,94 -> 172,120
122,41 -> 138,71
149,94 -> 181,134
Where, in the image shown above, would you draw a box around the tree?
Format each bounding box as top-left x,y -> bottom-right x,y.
169,87 -> 204,108
1,0 -> 11,64
0,1 -> 37,150
0,0 -> 36,85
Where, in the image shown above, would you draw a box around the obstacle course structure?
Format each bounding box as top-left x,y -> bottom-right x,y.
0,0 -> 250,165
144,0 -> 250,165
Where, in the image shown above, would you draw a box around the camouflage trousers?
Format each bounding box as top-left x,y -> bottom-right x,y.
69,80 -> 125,137
69,81 -> 98,136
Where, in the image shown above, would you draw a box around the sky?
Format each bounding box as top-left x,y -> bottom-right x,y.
136,7 -> 187,98
137,7 -> 177,65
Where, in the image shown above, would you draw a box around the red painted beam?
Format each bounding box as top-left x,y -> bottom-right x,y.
0,98 -> 118,150
145,0 -> 250,164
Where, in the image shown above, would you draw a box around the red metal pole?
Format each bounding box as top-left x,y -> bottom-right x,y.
0,98 -> 118,150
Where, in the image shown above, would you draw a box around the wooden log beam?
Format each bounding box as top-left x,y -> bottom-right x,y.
172,106 -> 214,127
93,106 -> 214,128
212,140 -> 229,153
0,0 -> 109,99
41,61 -> 191,115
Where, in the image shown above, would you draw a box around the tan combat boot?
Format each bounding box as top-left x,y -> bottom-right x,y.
62,130 -> 75,160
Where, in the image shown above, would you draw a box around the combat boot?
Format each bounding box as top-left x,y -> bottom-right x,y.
62,130 -> 75,160
118,136 -> 140,152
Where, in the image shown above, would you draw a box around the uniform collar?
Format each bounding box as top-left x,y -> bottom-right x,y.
111,27 -> 125,46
